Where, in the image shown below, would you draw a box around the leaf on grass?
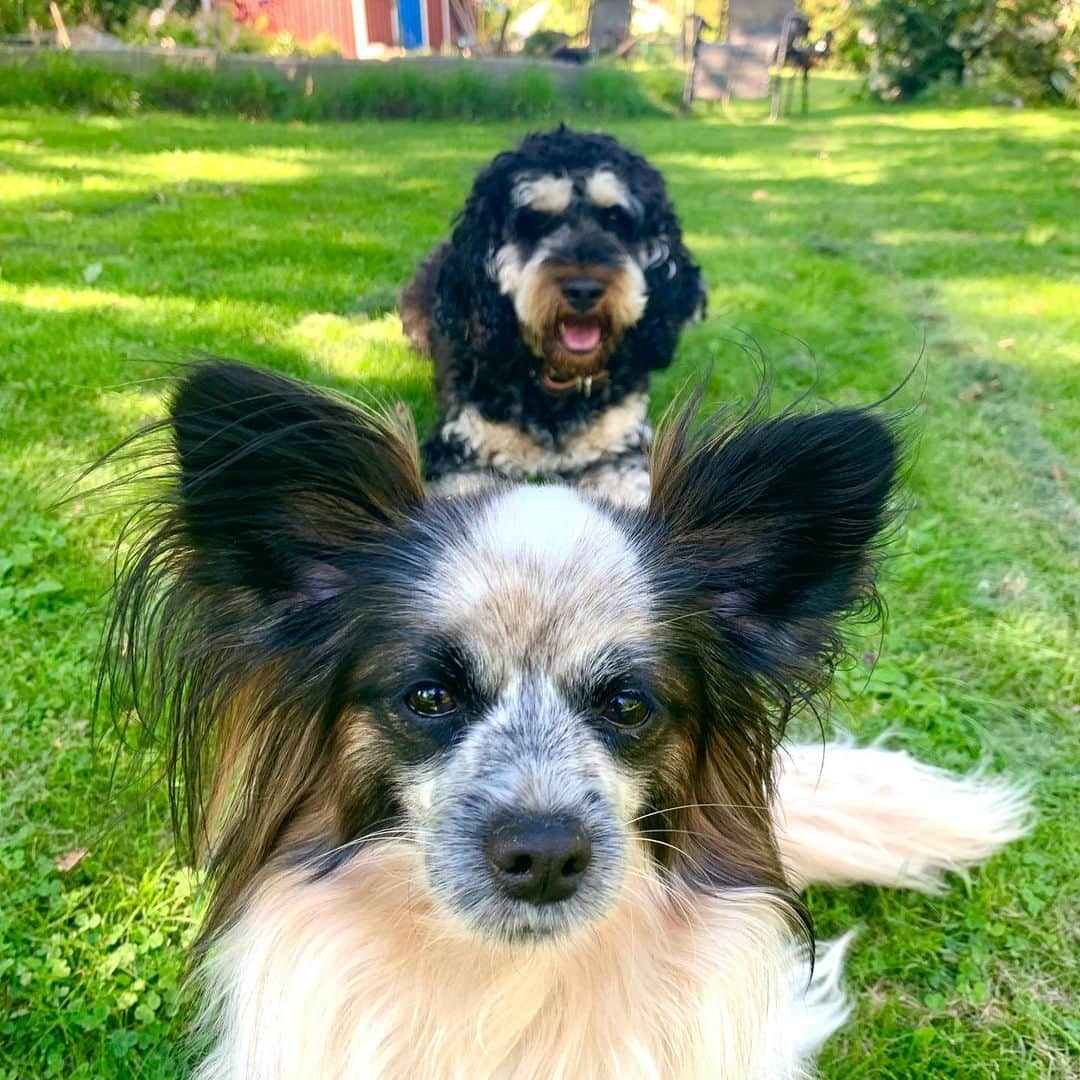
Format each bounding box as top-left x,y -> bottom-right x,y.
999,572 -> 1028,600
82,262 -> 103,284
56,847 -> 89,873
1020,886 -> 1045,916
958,381 -> 984,402
997,337 -> 1015,349
25,578 -> 63,598
750,188 -> 768,201
9,544 -> 33,568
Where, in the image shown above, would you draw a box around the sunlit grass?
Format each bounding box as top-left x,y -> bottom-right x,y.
0,96 -> 1077,1078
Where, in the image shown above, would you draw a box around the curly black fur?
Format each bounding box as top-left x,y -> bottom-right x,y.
399,126 -> 706,500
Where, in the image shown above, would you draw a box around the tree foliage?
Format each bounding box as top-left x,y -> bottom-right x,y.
803,0 -> 1078,103
0,0 -> 200,37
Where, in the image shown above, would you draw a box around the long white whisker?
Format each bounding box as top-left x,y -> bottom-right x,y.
627,801 -> 768,825
638,836 -> 711,882
315,829 -> 428,863
638,827 -> 717,842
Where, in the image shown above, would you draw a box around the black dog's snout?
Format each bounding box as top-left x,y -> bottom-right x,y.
486,815 -> 592,905
560,277 -> 605,312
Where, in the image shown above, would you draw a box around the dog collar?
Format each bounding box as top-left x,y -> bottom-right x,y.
539,370 -> 609,398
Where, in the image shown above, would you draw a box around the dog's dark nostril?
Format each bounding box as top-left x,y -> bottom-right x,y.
562,854 -> 587,876
560,277 -> 605,312
486,815 -> 592,905
508,853 -> 533,876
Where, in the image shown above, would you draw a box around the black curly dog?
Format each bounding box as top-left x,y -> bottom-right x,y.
399,127 -> 705,505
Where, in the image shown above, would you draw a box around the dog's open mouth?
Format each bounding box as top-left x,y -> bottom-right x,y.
542,316 -> 609,395
558,316 -> 603,355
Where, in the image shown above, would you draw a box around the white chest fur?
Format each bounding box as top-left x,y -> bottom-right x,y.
194,846 -> 848,1080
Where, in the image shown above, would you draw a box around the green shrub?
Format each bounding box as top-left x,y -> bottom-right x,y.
572,65 -> 661,116
136,63 -> 289,118
345,64 -> 558,120
295,31 -> 342,58
860,0 -> 969,99
800,0 -> 870,69
521,29 -> 570,57
115,6 -> 342,56
814,0 -> 1078,103
136,63 -> 215,112
0,52 -> 140,111
0,52 -> 672,121
348,66 -> 430,119
0,0 -> 173,36
439,65 -> 503,119
503,64 -> 561,116
633,63 -> 684,111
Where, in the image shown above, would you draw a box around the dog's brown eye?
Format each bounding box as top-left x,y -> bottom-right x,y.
405,683 -> 458,718
602,691 -> 652,729
600,206 -> 631,233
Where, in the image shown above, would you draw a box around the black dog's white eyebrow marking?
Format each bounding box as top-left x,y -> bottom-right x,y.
585,169 -> 637,213
511,173 -> 573,214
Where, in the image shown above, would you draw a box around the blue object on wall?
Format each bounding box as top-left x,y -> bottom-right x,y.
398,0 -> 423,48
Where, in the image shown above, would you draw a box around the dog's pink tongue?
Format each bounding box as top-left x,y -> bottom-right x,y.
560,319 -> 602,353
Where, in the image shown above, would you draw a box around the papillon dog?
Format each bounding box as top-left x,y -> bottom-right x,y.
103,362 -> 1028,1079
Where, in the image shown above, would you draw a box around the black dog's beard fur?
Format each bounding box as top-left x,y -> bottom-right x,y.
399,127 -> 706,506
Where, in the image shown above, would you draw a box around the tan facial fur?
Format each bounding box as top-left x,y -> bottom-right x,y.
509,241 -> 647,378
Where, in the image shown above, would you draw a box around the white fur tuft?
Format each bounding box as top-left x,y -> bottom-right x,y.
193,845 -> 830,1080
188,747 -> 1028,1078
774,740 -> 1032,891
789,931 -> 855,1064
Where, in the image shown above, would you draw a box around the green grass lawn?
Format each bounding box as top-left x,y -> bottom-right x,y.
0,86 -> 1077,1078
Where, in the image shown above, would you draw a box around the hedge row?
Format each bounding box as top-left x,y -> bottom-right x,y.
0,53 -> 669,120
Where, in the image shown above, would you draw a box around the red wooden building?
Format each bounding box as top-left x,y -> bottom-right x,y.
229,0 -> 471,59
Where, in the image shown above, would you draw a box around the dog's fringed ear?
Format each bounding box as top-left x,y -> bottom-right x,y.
169,361 -> 424,601
102,362 -> 425,942
642,203 -> 707,329
650,400 -> 900,706
433,154 -> 518,357
647,401 -> 898,908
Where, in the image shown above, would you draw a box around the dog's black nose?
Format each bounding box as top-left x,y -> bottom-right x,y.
560,277 -> 605,312
485,815 -> 592,905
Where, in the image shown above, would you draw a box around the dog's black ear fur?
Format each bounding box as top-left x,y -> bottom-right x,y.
432,153 -> 518,359
647,401 -> 897,908
616,157 -> 704,371
650,401 -> 899,702
162,361 -> 424,605
101,362 -> 425,941
641,200 -> 706,331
